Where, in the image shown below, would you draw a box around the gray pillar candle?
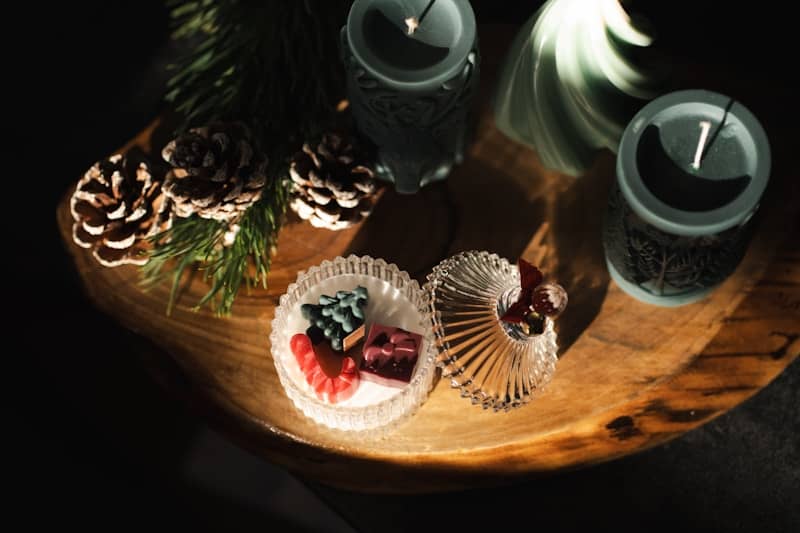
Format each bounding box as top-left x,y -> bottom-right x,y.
341,0 -> 479,194
602,89 -> 771,306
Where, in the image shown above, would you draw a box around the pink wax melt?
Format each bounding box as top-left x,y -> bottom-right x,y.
361,324 -> 422,384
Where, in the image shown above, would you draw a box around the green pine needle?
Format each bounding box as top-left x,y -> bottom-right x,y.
143,174 -> 288,316
165,0 -> 350,141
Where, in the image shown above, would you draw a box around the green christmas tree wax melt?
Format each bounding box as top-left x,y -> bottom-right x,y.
301,286 -> 368,351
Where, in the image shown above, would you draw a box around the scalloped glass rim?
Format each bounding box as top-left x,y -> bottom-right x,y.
270,255 -> 437,432
424,250 -> 558,410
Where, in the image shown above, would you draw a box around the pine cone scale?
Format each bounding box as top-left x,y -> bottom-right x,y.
125,206 -> 148,224
72,224 -> 96,248
95,242 -> 149,268
106,201 -> 128,220
290,196 -> 316,220
71,200 -> 107,228
308,170 -> 325,188
80,179 -> 109,196
308,188 -> 333,205
103,224 -> 138,249
336,197 -> 360,209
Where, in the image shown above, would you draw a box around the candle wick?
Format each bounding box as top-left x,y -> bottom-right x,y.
692,121 -> 712,170
405,0 -> 436,36
699,98 -> 735,164
404,17 -> 419,35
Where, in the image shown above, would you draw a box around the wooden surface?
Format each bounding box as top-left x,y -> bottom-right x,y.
56,26 -> 799,493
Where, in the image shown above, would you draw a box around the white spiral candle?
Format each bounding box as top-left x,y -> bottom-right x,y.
493,0 -> 661,177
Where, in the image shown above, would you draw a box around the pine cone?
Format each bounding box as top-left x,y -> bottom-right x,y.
161,122 -> 267,224
70,153 -> 171,267
288,132 -> 379,230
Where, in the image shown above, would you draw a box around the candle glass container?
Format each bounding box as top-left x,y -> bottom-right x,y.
270,255 -> 438,432
341,0 -> 479,194
424,251 -> 559,411
603,90 -> 771,306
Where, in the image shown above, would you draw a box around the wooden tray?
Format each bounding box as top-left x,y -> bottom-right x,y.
56,27 -> 799,493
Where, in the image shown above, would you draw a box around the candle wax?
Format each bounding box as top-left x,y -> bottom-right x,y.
658,115 -> 749,179
345,0 -> 474,89
363,7 -> 450,69
637,113 -> 753,212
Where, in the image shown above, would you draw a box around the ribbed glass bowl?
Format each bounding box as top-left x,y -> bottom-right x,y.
270,255 -> 437,432
425,250 -> 558,411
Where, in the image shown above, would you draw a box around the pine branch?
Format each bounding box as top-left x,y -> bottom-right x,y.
144,172 -> 288,316
147,0 -> 351,315
166,0 -> 351,143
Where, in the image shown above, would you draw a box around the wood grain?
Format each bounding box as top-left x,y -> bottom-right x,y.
56,26 -> 799,493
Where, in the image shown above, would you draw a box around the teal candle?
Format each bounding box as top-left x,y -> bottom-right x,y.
342,0 -> 479,193
603,89 -> 771,306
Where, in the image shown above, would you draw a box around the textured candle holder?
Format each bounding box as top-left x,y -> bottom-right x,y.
270,255 -> 437,432
425,251 -> 559,411
603,90 -> 771,306
341,0 -> 479,193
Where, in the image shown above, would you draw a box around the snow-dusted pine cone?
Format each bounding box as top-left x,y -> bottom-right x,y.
288,132 -> 379,230
70,153 -> 172,267
161,122 -> 268,224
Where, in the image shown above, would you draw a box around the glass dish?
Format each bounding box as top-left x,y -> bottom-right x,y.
270,255 -> 437,432
425,250 -> 558,411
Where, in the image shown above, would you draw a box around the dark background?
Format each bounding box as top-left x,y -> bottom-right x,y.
11,1 -> 797,531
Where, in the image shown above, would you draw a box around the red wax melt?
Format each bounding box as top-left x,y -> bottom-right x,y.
290,333 -> 359,403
